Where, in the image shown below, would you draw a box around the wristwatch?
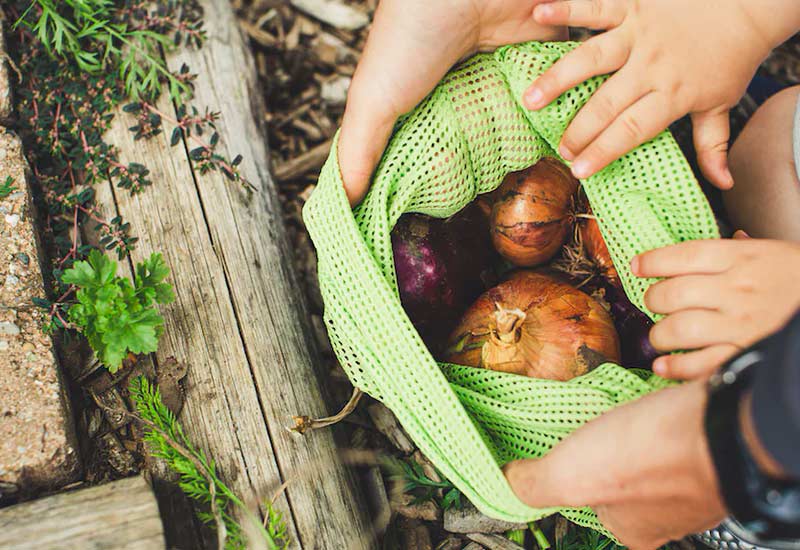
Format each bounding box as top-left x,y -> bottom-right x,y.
703,321 -> 800,546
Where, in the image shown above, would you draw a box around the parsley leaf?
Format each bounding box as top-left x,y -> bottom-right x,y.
62,249 -> 174,372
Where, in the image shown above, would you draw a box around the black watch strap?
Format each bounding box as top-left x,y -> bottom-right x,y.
705,338 -> 800,541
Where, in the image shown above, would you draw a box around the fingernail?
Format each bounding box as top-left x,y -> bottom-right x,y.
525,87 -> 544,109
723,167 -> 734,189
571,160 -> 591,178
559,143 -> 574,161
653,358 -> 667,377
630,255 -> 640,276
533,3 -> 553,19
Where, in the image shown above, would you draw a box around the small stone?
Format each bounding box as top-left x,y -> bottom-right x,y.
320,76 -> 351,106
5,214 -> 20,227
0,321 -> 20,336
0,341 -> 8,351
20,342 -> 34,352
444,502 -> 527,534
15,253 -> 29,266
5,274 -> 19,287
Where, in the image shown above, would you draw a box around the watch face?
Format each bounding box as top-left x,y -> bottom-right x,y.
697,518 -> 800,550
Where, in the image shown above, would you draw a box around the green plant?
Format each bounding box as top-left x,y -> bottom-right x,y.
7,0 -> 250,368
14,0 -> 204,102
0,176 -> 16,199
384,457 -> 464,511
555,524 -> 623,550
264,504 -> 289,549
130,376 -> 285,550
61,250 -> 174,371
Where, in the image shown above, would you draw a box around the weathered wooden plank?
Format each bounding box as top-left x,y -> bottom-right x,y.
102,90 -> 301,546
0,475 -> 165,549
166,1 -> 372,547
86,181 -> 209,550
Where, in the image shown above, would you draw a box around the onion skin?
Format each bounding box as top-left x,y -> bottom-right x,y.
444,271 -> 620,381
392,204 -> 495,349
606,286 -> 660,368
490,158 -> 579,267
579,213 -> 621,288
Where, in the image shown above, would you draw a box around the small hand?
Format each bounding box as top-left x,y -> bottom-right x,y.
338,0 -> 566,205
504,381 -> 725,550
525,0 -> 797,188
633,233 -> 800,380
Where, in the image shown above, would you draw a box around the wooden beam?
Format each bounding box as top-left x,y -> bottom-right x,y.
0,476 -> 165,550
90,0 -> 372,547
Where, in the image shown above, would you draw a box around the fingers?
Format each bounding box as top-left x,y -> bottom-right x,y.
733,229 -> 750,239
524,32 -> 629,110
338,86 -> 396,205
632,240 -> 744,278
568,91 -> 674,178
533,0 -> 626,30
692,110 -> 734,190
652,344 -> 740,380
649,309 -> 740,352
504,453 -> 604,509
644,274 -> 723,314
559,66 -> 648,160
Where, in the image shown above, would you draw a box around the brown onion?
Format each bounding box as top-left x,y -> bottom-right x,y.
579,211 -> 621,288
490,158 -> 579,267
443,271 -> 620,381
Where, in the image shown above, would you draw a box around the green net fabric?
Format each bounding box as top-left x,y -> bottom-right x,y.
303,41 -> 719,532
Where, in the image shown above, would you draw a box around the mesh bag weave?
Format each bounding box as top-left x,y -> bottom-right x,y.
303,41 -> 719,532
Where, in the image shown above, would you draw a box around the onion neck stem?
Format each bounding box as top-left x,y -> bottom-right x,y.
492,305 -> 526,344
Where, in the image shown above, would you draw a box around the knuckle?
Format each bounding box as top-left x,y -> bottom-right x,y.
591,0 -> 605,18
583,40 -> 605,68
590,93 -> 618,125
619,114 -> 644,142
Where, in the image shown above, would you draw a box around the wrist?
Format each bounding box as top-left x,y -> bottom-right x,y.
737,0 -> 800,53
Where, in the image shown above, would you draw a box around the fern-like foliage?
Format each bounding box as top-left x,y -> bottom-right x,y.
130,376 -> 285,550
14,0 -> 203,101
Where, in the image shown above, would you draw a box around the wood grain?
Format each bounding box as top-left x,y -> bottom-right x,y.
89,1 -> 371,547
0,476 -> 165,550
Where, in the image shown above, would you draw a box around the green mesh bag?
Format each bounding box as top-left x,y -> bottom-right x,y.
303,41 -> 719,532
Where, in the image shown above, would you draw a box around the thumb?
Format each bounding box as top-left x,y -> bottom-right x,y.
503,455 -> 582,509
691,110 -> 734,190
338,83 -> 397,206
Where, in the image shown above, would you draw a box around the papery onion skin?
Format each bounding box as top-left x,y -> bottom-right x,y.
579,212 -> 621,288
490,158 -> 579,267
443,271 -> 621,381
392,204 -> 495,350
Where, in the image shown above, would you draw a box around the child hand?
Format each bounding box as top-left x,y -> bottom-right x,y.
633,234 -> 800,380
526,0 -> 800,188
338,0 -> 566,205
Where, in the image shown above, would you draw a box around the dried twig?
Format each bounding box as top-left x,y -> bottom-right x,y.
290,387 -> 363,434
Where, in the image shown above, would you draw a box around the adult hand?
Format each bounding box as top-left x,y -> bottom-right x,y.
338,0 -> 566,205
525,0 -> 800,188
504,381 -> 726,550
634,233 -> 800,380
